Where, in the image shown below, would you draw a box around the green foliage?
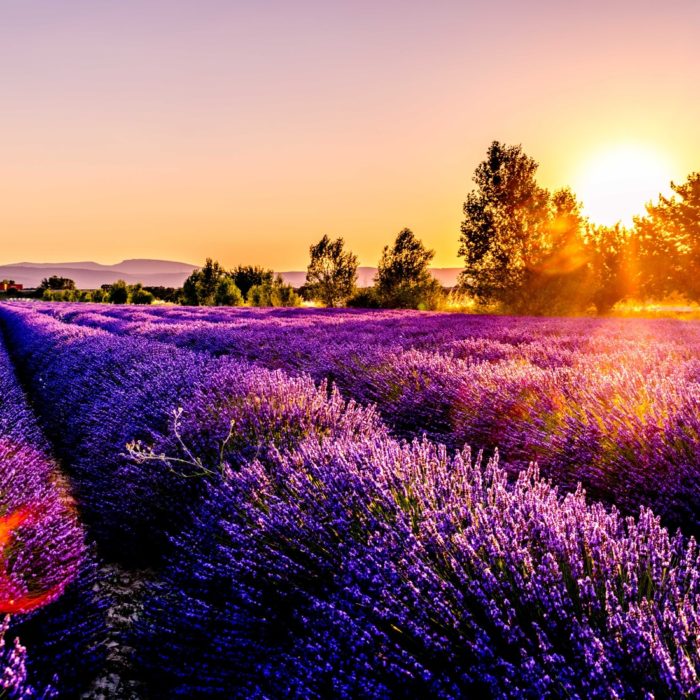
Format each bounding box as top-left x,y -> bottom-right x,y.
248,276 -> 301,307
130,283 -> 156,305
375,228 -> 443,310
459,142 -> 592,315
230,265 -> 274,299
509,188 -> 593,315
459,141 -> 548,306
214,278 -> 244,306
346,287 -> 382,308
183,259 -> 243,306
108,280 -> 129,304
306,235 -> 358,307
42,288 -> 79,302
91,288 -> 105,303
39,276 -> 76,291
586,223 -> 635,315
634,172 -> 700,301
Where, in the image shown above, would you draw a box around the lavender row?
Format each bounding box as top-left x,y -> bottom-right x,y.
37,302 -> 700,363
33,302 -> 700,535
0,331 -> 107,697
0,304 -> 385,567
136,430 -> 700,697
5,303 -> 700,695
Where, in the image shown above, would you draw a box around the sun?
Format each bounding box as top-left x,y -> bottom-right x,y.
573,144 -> 673,227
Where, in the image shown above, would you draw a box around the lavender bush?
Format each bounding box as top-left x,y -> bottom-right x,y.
4,301 -> 700,697
0,331 -> 107,696
0,616 -> 56,699
0,305 -> 384,566
32,302 -> 700,534
137,433 -> 700,697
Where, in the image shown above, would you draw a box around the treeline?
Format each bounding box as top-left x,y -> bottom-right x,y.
34,267 -> 303,308
182,262 -> 301,307
457,141 -> 700,315
39,278 -> 157,304
300,143 -> 700,314
23,140 -> 700,313
281,141 -> 700,315
305,229 -> 443,310
181,229 -> 443,310
30,269 -> 302,308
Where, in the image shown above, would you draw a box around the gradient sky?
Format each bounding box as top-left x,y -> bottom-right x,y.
1,0 -> 699,269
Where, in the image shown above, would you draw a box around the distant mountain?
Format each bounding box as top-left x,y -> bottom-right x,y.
0,259 -> 198,288
0,259 -> 462,289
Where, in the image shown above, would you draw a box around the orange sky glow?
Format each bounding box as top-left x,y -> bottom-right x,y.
1,1 -> 698,269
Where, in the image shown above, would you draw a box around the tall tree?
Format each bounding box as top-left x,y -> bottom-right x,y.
375,228 -> 442,309
586,223 -> 635,315
458,141 -> 550,308
515,188 -> 593,315
634,172 -> 700,301
183,258 -> 242,306
460,142 -> 595,314
305,235 -> 358,307
229,265 -> 274,299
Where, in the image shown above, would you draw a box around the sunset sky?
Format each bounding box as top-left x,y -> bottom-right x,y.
1,0 -> 699,269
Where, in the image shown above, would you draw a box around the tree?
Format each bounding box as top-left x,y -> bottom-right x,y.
130,283 -> 155,305
305,235 -> 358,307
39,276 -> 75,291
512,187 -> 593,315
459,141 -> 551,308
248,275 -> 301,307
586,223 -> 635,314
459,142 -> 594,314
230,265 -> 274,299
214,277 -> 244,306
634,172 -> 700,301
108,280 -> 129,304
182,258 -> 242,306
375,228 -> 443,309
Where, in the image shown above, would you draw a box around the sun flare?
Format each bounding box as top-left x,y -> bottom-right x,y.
574,145 -> 673,227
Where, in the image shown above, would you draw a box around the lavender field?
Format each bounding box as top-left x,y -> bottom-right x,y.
1,301 -> 700,697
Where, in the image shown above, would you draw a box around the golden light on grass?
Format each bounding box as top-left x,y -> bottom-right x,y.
574,144 -> 674,226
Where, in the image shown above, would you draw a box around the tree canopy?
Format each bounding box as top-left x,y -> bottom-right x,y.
635,172 -> 700,301
459,142 -> 594,314
107,280 -> 129,304
183,258 -> 243,307
230,265 -> 275,300
247,275 -> 301,307
305,235 -> 358,307
375,228 -> 442,309
39,276 -> 76,291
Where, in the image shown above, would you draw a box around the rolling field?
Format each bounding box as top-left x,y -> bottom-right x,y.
1,301 -> 700,697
